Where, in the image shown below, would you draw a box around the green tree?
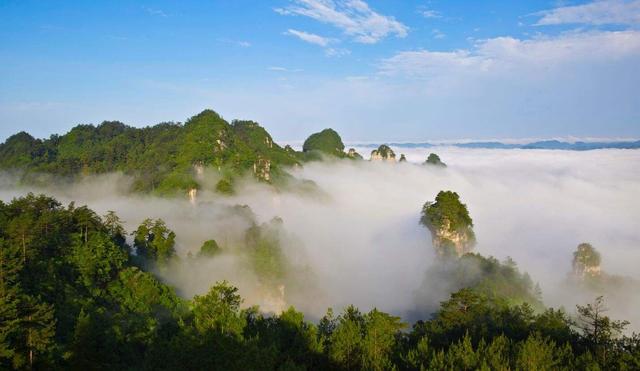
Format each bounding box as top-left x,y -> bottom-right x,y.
71,232 -> 128,293
329,306 -> 364,369
577,296 -> 629,366
133,219 -> 176,265
361,309 -> 405,371
198,239 -> 221,257
516,333 -> 558,371
425,153 -> 446,167
191,281 -> 246,337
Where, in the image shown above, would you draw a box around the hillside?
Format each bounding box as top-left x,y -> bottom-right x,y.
0,110 -> 302,195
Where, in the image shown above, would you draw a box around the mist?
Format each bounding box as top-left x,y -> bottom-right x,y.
1,147 -> 639,328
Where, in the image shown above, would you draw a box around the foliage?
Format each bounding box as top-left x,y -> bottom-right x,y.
133,218 -> 176,266
198,239 -> 221,257
425,153 -> 446,167
1,193 -> 639,370
215,178 -> 234,195
574,243 -> 601,268
302,129 -> 346,158
0,110 -> 302,195
420,190 -> 475,239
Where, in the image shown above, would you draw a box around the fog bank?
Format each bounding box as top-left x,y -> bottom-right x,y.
1,147 -> 639,327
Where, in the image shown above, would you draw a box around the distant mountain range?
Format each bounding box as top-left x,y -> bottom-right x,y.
351,140 -> 640,151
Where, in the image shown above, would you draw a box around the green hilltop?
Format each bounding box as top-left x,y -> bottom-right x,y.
0,110 -> 304,195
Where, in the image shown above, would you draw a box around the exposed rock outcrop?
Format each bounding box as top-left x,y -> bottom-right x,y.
347,148 -> 363,160
188,188 -> 198,204
253,157 -> 271,182
420,191 -> 476,257
399,154 -> 407,162
370,145 -> 396,162
572,243 -> 602,279
431,219 -> 474,257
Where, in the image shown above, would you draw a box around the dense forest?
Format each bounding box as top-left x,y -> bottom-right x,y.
1,194 -> 639,370
0,110 -> 375,198
0,110 -> 306,196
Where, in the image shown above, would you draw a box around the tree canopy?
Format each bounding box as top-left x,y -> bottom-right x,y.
302,129 -> 346,157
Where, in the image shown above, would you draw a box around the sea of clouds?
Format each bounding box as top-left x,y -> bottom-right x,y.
1,147 -> 639,328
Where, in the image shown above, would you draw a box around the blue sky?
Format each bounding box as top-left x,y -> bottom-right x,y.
1,0 -> 639,142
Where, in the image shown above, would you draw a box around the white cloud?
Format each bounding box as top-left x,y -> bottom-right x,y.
379,30 -> 640,77
325,47 -> 351,57
432,29 -> 446,39
144,7 -> 167,17
276,0 -> 408,44
421,9 -> 442,19
285,29 -> 332,46
217,38 -> 252,48
535,0 -> 640,26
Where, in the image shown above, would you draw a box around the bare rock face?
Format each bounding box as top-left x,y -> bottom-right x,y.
399,154 -> 407,162
572,243 -> 602,279
187,188 -> 198,204
431,219 -> 474,257
370,145 -> 396,162
420,191 -> 476,258
253,157 -> 271,182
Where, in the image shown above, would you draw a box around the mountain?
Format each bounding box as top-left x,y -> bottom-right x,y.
0,109 -> 302,195
302,128 -> 346,159
353,140 -> 640,150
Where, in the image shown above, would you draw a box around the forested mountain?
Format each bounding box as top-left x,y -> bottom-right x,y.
0,110 -> 302,195
1,194 -> 639,370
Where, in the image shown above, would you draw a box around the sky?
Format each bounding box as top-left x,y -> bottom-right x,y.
0,0 -> 639,142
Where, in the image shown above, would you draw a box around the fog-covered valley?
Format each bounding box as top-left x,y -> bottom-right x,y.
2,147 -> 638,329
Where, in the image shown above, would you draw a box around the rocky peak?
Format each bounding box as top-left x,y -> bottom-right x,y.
302,128 -> 345,156
347,148 -> 363,159
572,243 -> 602,279
425,153 -> 446,167
370,145 -> 396,162
431,219 -> 474,257
420,191 -> 476,258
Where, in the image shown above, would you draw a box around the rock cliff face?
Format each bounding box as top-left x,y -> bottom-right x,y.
431,219 -> 475,257
187,188 -> 197,204
253,157 -> 271,181
370,145 -> 396,162
572,243 -> 602,279
420,191 -> 476,258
